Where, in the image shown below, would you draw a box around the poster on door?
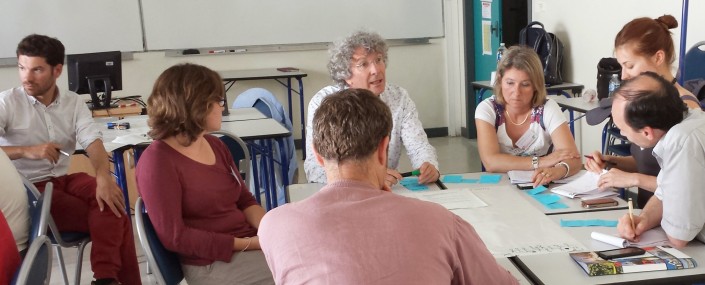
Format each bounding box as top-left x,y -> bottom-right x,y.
481,0 -> 492,19
482,20 -> 492,55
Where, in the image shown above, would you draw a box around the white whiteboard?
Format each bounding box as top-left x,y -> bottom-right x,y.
141,0 -> 444,50
0,0 -> 143,59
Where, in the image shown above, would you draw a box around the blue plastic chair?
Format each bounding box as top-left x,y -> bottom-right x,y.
21,176 -> 91,285
11,183 -> 54,285
681,41 -> 705,82
11,235 -> 52,285
211,130 -> 251,184
135,197 -> 184,285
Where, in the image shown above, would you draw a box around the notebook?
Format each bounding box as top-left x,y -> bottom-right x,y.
550,170 -> 618,200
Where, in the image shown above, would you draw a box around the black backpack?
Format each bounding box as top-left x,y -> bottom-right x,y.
519,21 -> 564,86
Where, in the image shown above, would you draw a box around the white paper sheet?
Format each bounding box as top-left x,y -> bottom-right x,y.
551,170 -> 618,199
591,228 -> 670,248
416,189 -> 488,210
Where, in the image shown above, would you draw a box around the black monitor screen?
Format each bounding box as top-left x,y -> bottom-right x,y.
66,51 -> 122,110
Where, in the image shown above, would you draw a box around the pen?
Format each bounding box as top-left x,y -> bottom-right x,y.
628,198 -> 635,232
584,155 -> 617,168
401,169 -> 421,177
59,150 -> 70,156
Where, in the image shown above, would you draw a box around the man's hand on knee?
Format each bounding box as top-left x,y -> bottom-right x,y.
95,173 -> 126,218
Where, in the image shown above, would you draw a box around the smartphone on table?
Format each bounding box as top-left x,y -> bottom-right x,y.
581,198 -> 618,209
596,247 -> 646,259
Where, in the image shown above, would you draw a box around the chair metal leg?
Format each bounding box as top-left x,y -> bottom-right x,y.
54,245 -> 70,285
73,240 -> 90,285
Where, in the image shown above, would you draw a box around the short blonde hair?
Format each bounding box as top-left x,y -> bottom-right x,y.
493,45 -> 547,107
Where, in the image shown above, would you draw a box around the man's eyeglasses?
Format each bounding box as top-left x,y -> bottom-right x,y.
353,56 -> 385,71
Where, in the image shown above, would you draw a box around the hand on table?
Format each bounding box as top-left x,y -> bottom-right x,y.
417,162 -> 439,184
385,168 -> 402,189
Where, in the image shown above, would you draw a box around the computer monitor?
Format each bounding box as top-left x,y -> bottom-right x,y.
66,51 -> 122,110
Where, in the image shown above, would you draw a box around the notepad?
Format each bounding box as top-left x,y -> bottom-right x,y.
551,170 -> 618,200
591,229 -> 670,248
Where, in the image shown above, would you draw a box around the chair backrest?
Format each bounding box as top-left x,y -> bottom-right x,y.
20,175 -> 53,243
11,235 -> 52,285
682,41 -> 705,82
134,198 -> 184,285
210,130 -> 251,183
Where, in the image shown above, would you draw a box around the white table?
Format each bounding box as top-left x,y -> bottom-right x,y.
91,109 -> 292,212
221,108 -> 267,122
285,181 -> 444,203
441,173 -> 627,215
514,210 -> 705,284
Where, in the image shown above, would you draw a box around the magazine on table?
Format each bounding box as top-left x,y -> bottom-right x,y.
571,246 -> 696,276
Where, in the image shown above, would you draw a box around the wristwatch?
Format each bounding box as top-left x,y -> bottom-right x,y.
532,156 -> 539,169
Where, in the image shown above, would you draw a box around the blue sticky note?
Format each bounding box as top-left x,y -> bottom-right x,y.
545,202 -> 569,209
532,194 -> 561,205
560,219 -> 618,227
461,178 -> 479,183
527,185 -> 547,195
400,177 -> 419,186
560,219 -> 584,227
405,184 -> 429,191
442,175 -> 463,183
479,174 -> 502,184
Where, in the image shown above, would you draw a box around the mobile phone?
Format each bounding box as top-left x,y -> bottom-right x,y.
516,183 -> 534,190
597,247 -> 646,260
515,183 -> 548,190
581,198 -> 618,209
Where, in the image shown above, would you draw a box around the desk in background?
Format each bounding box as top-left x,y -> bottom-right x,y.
92,108 -> 290,213
550,95 -> 600,135
218,68 -> 308,157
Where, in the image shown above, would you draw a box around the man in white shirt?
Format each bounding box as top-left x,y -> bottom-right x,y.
614,72 -> 705,248
0,34 -> 141,285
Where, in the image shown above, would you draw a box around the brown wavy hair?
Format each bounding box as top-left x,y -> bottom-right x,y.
313,88 -> 392,163
147,63 -> 224,145
615,15 -> 678,64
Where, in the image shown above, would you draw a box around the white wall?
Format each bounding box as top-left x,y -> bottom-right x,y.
532,0 -> 705,153
0,40 -> 450,141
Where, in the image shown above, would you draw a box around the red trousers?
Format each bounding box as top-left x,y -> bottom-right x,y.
0,211 -> 21,285
35,173 -> 142,284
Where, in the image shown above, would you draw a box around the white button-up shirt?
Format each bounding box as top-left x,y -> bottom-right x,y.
304,84 -> 438,183
0,87 -> 101,180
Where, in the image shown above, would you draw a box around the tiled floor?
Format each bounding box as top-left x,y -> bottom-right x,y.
50,136 -> 480,284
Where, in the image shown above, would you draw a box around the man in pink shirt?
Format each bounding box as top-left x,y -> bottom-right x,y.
259,88 -> 518,284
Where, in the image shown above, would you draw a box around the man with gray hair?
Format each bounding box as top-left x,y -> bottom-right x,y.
260,88 -> 518,284
304,30 -> 439,187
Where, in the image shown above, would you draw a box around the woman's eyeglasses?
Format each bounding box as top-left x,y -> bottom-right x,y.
218,98 -> 226,107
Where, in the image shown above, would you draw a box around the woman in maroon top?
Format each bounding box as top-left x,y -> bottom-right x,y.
136,63 -> 273,285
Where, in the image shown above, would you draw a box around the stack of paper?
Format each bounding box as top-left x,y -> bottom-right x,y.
550,171 -> 618,200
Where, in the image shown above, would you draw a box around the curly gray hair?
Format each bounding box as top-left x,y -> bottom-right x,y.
327,30 -> 389,87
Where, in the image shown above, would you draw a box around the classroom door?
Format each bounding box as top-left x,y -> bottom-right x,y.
473,0 -> 502,81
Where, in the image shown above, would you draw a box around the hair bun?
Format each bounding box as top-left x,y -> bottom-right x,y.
655,15 -> 678,29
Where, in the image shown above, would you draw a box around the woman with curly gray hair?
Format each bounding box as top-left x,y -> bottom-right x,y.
304,30 -> 439,187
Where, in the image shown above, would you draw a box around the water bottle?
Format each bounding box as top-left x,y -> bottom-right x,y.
608,74 -> 620,97
496,43 -> 507,63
